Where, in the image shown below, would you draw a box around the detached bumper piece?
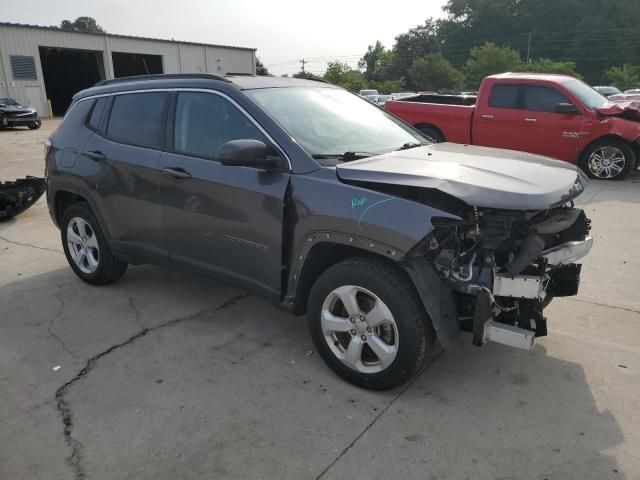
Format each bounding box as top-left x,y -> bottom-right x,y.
0,177 -> 46,220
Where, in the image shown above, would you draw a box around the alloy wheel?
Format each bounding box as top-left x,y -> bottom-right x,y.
320,285 -> 399,374
588,146 -> 626,179
66,217 -> 100,274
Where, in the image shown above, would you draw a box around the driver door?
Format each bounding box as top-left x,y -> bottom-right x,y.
158,91 -> 290,299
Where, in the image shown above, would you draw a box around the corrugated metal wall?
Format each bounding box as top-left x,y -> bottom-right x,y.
0,24 -> 256,117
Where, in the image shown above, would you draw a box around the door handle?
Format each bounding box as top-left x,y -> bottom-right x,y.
481,114 -> 494,119
162,167 -> 192,181
85,150 -> 106,161
524,118 -> 537,123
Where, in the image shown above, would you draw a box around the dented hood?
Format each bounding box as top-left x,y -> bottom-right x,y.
336,143 -> 587,210
595,100 -> 640,119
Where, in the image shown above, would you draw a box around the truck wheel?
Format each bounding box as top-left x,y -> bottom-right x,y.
61,203 -> 127,285
579,139 -> 635,180
307,257 -> 434,390
416,125 -> 444,143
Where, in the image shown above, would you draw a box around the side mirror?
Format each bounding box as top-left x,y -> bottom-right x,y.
555,102 -> 580,115
219,139 -> 285,170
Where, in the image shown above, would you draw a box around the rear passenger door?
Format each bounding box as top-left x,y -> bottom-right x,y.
79,91 -> 169,262
157,91 -> 290,299
473,84 -> 525,151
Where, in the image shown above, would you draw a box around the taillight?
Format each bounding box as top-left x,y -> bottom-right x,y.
44,139 -> 52,160
44,139 -> 52,176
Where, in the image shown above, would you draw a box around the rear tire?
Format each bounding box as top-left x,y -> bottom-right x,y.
579,138 -> 635,180
61,203 -> 127,285
416,125 -> 444,143
308,257 -> 434,390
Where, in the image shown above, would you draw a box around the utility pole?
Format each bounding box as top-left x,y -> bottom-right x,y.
526,32 -> 532,64
300,58 -> 306,74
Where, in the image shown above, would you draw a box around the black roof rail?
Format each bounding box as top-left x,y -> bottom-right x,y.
95,73 -> 230,87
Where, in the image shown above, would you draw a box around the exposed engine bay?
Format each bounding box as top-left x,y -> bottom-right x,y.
421,202 -> 592,350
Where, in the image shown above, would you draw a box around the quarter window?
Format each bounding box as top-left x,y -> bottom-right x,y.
488,84 -> 520,109
523,86 -> 572,113
173,92 -> 267,159
106,92 -> 167,149
87,97 -> 108,131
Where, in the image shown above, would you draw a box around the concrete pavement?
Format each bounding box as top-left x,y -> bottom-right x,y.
1,121 -> 638,479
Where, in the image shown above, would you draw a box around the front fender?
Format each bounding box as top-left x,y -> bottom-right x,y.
285,169 -> 461,310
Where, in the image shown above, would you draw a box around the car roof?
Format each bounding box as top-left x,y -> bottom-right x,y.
73,73 -> 337,101
487,72 -> 577,83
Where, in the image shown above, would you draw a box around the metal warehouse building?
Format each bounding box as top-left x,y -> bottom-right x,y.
0,22 -> 257,117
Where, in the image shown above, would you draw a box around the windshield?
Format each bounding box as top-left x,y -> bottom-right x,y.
0,97 -> 18,106
247,87 -> 427,157
564,80 -> 608,109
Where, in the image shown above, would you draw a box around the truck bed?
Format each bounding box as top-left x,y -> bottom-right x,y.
385,97 -> 475,144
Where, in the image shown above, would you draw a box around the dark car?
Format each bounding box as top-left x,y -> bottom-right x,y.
46,74 -> 593,390
0,97 -> 41,129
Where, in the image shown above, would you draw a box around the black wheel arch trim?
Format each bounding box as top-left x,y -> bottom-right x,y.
401,256 -> 460,349
285,230 -> 406,309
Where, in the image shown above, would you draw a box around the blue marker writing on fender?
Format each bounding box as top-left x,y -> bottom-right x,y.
352,197 -> 368,208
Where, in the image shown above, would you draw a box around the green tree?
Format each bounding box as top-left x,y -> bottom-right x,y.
410,54 -> 464,91
256,58 -> 270,76
606,65 -> 640,90
359,41 -> 387,82
323,61 -> 351,85
292,71 -> 322,80
60,16 -> 105,33
439,0 -> 640,83
372,79 -> 406,94
517,58 -> 580,78
465,42 -> 521,87
388,20 -> 440,86
322,61 -> 367,92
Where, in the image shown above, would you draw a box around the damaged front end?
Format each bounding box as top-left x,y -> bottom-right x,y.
415,201 -> 592,351
0,177 -> 46,220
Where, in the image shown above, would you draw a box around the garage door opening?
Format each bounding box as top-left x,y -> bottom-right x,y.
112,52 -> 163,78
39,46 -> 105,116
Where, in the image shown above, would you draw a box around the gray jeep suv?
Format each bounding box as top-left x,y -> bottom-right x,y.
46,74 -> 593,390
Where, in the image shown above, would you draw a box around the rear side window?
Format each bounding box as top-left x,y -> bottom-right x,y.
523,86 -> 572,113
173,92 -> 267,160
488,84 -> 520,109
106,92 -> 167,149
87,97 -> 108,131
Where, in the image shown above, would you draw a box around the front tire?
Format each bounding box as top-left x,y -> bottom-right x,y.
28,121 -> 41,130
61,203 -> 127,285
579,138 -> 635,180
308,257 -> 434,390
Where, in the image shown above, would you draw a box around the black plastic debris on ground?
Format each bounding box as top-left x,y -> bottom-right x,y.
0,176 -> 46,220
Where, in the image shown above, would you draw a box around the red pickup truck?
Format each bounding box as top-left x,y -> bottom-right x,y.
385,73 -> 640,180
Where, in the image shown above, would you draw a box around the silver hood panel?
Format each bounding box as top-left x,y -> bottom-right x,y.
336,143 -> 587,210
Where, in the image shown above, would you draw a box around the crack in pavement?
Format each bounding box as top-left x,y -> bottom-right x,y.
48,289 -> 79,359
314,347 -> 445,480
54,292 -> 250,480
568,297 -> 640,315
0,234 -> 62,253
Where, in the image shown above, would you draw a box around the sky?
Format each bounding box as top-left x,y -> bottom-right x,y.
0,0 -> 448,75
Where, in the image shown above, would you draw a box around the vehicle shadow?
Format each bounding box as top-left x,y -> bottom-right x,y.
0,264 -> 628,479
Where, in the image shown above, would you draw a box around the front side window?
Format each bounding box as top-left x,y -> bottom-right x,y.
488,84 -> 519,109
564,79 -> 608,109
523,86 -> 572,113
173,92 -> 267,159
106,92 -> 167,149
